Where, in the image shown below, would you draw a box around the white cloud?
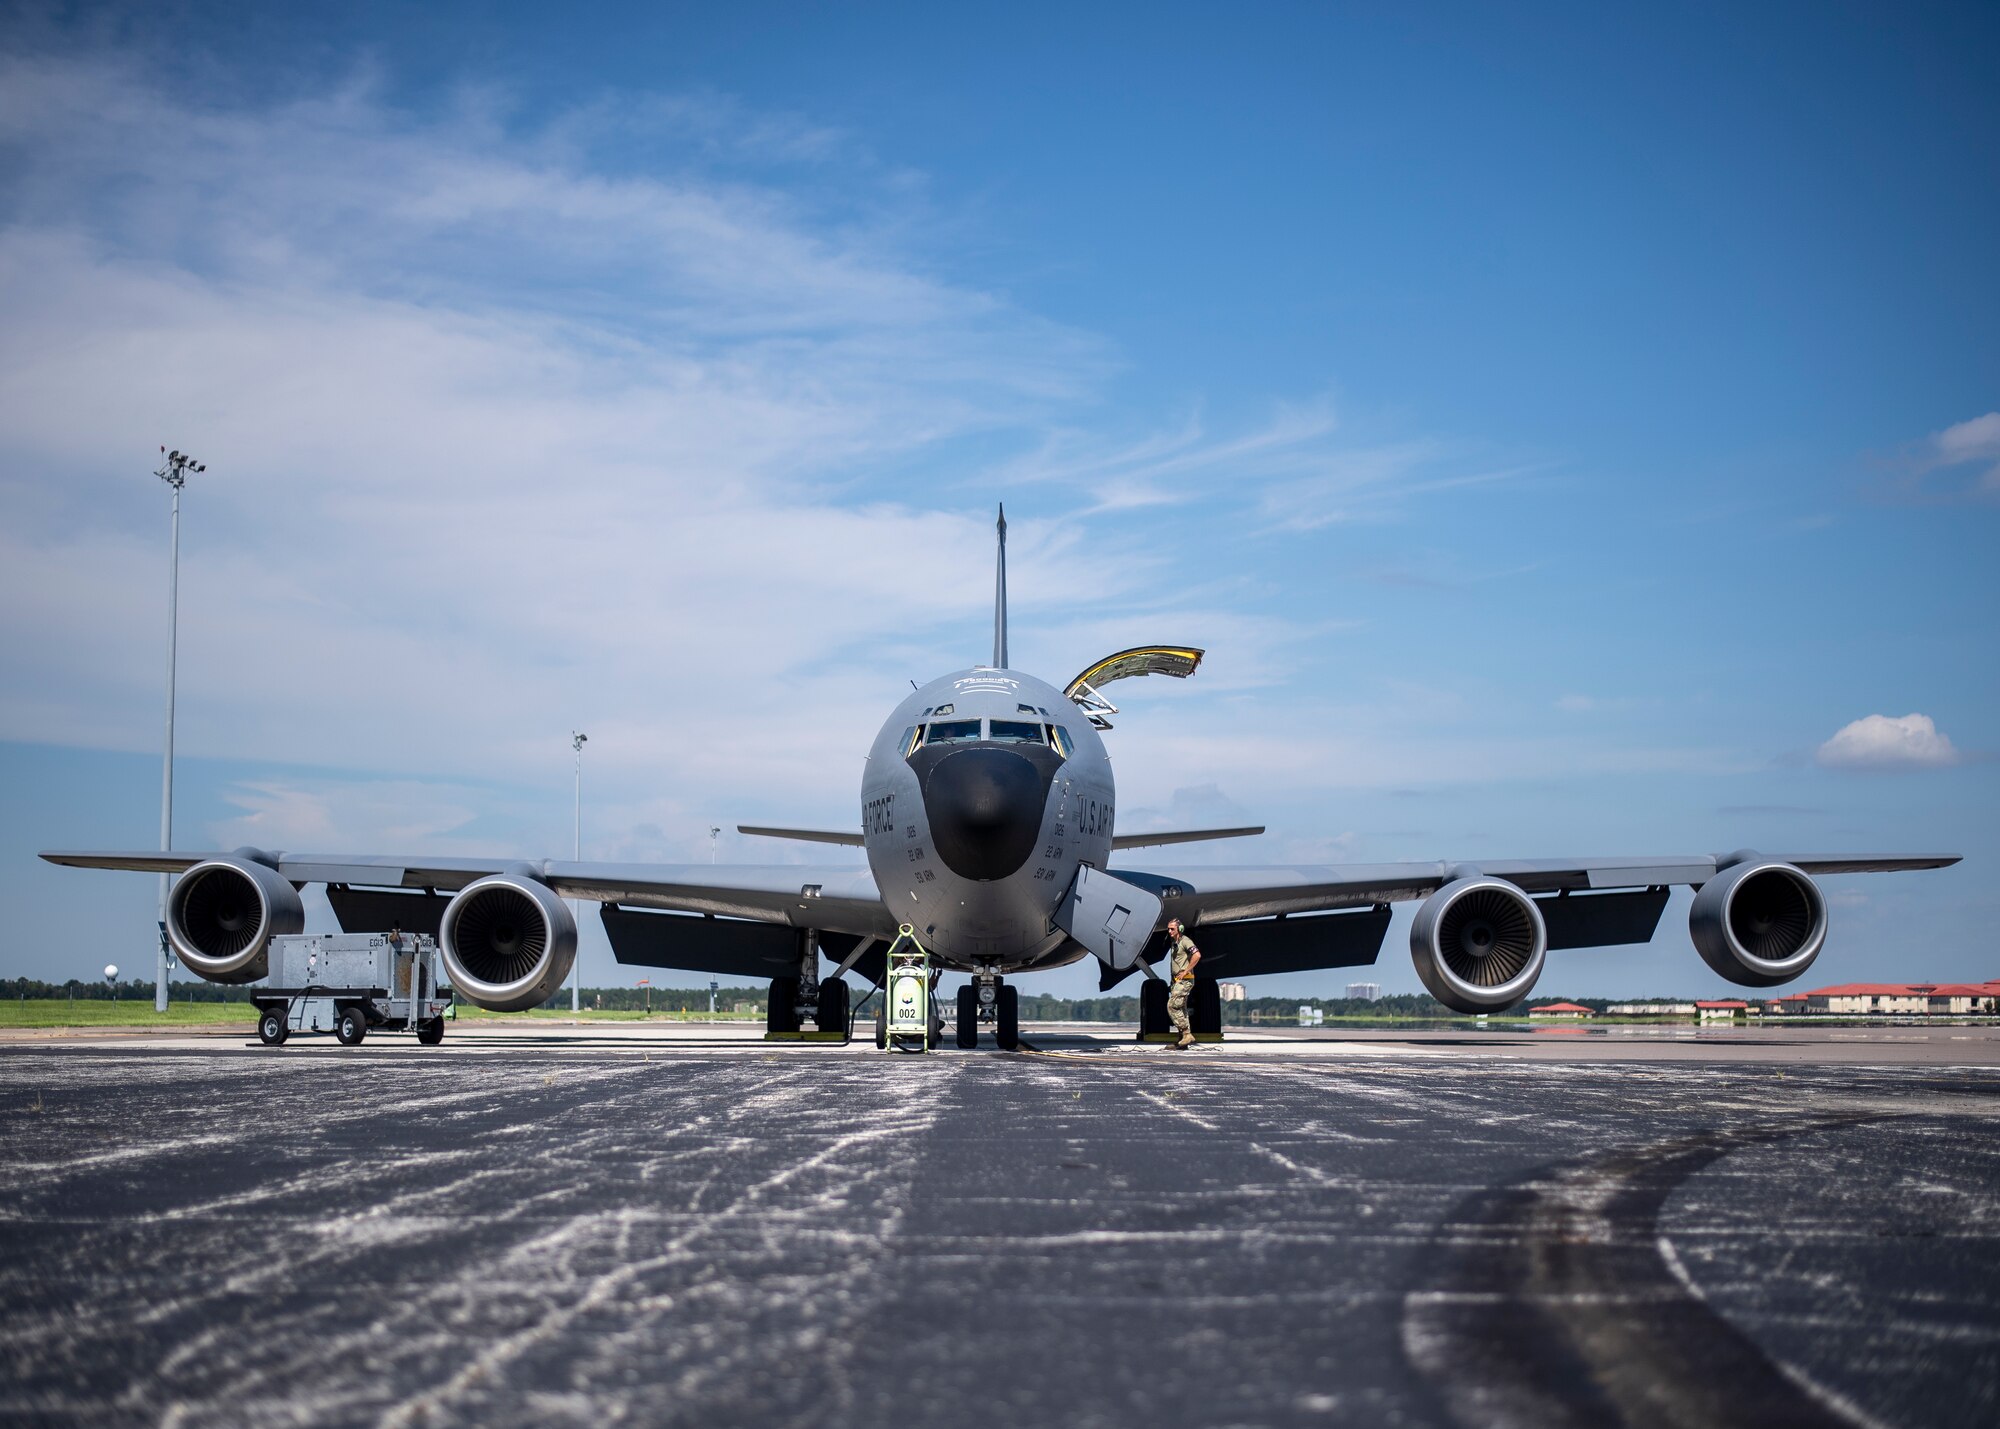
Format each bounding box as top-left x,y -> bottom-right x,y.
212,780 -> 487,852
1934,412 -> 2000,463
0,40 -> 1735,874
1815,713 -> 1961,771
1908,411 -> 2000,498
0,49 -> 1136,819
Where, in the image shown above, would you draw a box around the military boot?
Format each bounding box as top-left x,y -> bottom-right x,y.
1176,1031 -> 1195,1050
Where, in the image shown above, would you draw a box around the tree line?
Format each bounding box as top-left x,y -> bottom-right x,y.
4,976 -> 1641,1021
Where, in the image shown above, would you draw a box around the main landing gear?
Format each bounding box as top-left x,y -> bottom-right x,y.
766,974 -> 851,1037
956,967 -> 1019,1051
765,927 -> 852,1040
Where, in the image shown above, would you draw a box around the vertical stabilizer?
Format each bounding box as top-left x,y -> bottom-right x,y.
992,504 -> 1009,669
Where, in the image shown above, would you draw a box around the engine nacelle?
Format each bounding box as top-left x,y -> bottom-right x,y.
438,873 -> 578,1011
166,852 -> 305,984
1410,875 -> 1548,1013
1689,857 -> 1826,987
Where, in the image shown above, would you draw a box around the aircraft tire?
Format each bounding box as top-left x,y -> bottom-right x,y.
1192,977 -> 1222,1036
815,978 -> 850,1035
416,1018 -> 445,1045
1139,978 -> 1169,1037
335,1007 -> 367,1046
956,986 -> 979,1048
767,978 -> 800,1035
257,1009 -> 288,1046
996,983 -> 1020,1050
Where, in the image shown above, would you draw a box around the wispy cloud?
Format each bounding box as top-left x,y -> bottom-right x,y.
1880,411 -> 2000,502
0,48 -> 1131,815
0,37 -> 1785,879
970,392 -> 1518,527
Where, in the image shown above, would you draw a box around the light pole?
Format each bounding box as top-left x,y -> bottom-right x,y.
571,731 -> 587,1013
154,448 -> 204,1014
709,825 -> 720,863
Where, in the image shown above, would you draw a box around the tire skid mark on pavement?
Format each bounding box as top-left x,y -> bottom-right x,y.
1400,1117 -> 1885,1429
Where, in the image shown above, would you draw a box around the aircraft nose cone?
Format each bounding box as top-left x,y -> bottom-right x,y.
922,747 -> 1047,881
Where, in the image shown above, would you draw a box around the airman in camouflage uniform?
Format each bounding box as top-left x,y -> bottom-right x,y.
1164,917 -> 1200,1049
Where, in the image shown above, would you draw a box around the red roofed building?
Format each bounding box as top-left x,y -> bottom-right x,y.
1529,1001 -> 1593,1018
1807,983 -> 1959,1015
1696,999 -> 1750,1022
1927,984 -> 2000,1015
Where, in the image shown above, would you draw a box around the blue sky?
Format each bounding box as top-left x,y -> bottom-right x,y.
2,1 -> 1994,998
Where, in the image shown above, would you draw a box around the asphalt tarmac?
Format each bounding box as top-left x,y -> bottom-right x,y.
2,1024 -> 1996,1427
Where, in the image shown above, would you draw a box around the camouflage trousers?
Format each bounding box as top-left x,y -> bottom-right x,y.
1167,977 -> 1193,1036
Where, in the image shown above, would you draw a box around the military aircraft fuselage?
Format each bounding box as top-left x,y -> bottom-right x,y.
862,666 -> 1113,972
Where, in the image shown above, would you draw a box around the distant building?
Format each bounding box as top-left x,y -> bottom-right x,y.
1345,982 -> 1381,1002
1217,982 -> 1247,1002
1928,983 -> 2000,1014
1800,980 -> 2000,1012
1600,981 -> 1999,1020
1297,1004 -> 1324,1027
1806,983 -> 1938,1015
1529,1001 -> 1593,1019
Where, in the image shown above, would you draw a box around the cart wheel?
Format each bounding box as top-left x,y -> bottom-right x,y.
416,1018 -> 444,1045
258,1009 -> 288,1046
335,1006 -> 368,1046
874,1003 -> 887,1049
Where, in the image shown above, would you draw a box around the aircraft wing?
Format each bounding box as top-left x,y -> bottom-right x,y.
1108,852 -> 1962,925
738,825 -> 866,847
1109,826 -> 1264,850
39,850 -> 894,938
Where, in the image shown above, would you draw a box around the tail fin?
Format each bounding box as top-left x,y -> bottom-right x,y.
992,504 -> 1009,669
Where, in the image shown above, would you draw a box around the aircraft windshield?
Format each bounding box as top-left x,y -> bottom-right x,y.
924,719 -> 983,745
906,718 -> 1069,759
987,720 -> 1045,744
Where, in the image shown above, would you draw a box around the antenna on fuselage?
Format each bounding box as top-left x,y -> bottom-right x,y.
993,503 -> 1009,669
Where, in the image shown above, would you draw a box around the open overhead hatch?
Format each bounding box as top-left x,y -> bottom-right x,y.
1063,646 -> 1204,729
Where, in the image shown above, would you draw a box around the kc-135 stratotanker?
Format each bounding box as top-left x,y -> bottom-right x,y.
43,509 -> 1960,1049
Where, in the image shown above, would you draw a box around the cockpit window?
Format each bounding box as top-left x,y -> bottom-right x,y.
925,719 -> 983,744
899,725 -> 922,757
1047,724 -> 1073,759
987,720 -> 1046,744
932,703 -> 954,716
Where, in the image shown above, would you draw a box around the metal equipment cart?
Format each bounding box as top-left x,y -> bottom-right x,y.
875,926 -> 935,1053
251,932 -> 452,1047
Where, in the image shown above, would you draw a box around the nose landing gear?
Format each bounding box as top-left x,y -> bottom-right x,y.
956,966 -> 1020,1050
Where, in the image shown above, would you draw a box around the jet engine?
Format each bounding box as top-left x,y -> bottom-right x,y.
166,852 -> 305,983
438,873 -> 578,1011
1410,875 -> 1548,1013
1689,855 -> 1826,987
